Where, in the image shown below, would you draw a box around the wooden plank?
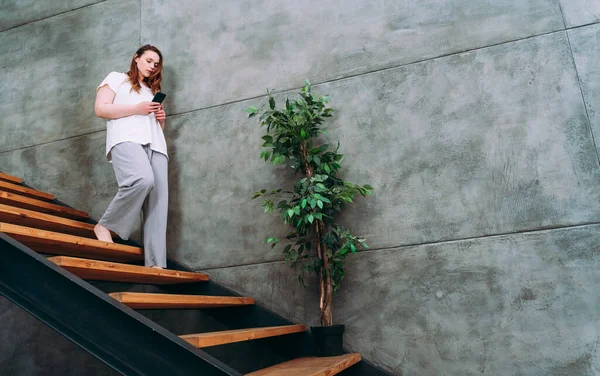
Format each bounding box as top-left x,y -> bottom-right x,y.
109,292 -> 254,309
0,203 -> 118,238
0,223 -> 141,262
0,191 -> 88,220
0,180 -> 54,201
0,172 -> 22,184
181,325 -> 306,348
50,256 -> 209,284
246,354 -> 361,376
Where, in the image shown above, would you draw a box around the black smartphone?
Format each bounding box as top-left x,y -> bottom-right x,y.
152,92 -> 167,103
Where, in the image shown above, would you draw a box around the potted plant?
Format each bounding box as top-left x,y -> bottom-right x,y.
247,80 -> 373,356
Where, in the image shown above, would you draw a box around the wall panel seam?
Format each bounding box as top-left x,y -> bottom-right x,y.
564,29 -> 600,168
0,1 -> 109,33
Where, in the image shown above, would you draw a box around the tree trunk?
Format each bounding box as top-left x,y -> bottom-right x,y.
300,141 -> 333,327
316,220 -> 333,326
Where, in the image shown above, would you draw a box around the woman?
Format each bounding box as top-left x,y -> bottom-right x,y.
93,45 -> 168,269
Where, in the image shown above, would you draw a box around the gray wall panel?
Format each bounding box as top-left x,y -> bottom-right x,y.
0,0 -> 140,153
208,224 -> 600,375
560,0 -> 600,27
0,0 -> 104,31
569,23 -> 600,160
319,31 -> 600,249
0,296 -> 119,375
141,0 -> 563,114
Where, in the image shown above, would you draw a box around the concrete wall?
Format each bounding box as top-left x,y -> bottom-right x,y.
3,1 -> 600,374
0,296 -> 118,375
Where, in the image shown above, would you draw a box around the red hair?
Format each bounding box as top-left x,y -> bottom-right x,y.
127,45 -> 163,94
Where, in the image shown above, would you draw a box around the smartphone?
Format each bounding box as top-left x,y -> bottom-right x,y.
152,92 -> 167,104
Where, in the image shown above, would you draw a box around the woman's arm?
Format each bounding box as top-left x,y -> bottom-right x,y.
94,85 -> 160,119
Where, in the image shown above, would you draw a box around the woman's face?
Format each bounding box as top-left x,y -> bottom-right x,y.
135,51 -> 160,78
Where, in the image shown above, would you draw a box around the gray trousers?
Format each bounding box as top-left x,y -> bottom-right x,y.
99,142 -> 168,268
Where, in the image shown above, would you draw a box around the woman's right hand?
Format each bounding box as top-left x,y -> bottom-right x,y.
136,101 -> 161,115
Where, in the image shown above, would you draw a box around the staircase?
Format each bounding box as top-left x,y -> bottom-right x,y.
0,171 -> 365,376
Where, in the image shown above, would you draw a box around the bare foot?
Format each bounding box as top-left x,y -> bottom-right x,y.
94,223 -> 114,243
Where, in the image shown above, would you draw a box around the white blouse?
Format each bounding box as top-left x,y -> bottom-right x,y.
97,72 -> 168,161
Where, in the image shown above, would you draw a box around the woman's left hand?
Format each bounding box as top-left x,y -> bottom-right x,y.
155,105 -> 166,129
155,105 -> 166,121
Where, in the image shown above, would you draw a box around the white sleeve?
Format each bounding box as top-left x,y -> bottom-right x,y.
97,72 -> 126,94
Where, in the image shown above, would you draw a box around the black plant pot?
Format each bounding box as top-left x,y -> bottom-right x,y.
311,325 -> 345,357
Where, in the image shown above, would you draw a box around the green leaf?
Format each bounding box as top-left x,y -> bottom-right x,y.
323,164 -> 331,174
266,237 -> 274,243
246,106 -> 258,117
269,96 -> 276,110
287,209 -> 294,218
317,200 -> 323,209
301,199 -> 307,208
307,214 -> 314,224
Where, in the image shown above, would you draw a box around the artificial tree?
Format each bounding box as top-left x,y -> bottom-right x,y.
247,81 -> 372,330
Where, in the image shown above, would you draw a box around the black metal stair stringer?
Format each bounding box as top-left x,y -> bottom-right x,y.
0,233 -> 242,376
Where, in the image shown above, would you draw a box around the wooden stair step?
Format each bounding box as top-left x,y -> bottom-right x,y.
50,256 -> 209,284
181,325 -> 306,348
246,354 -> 361,376
0,191 -> 88,220
0,172 -> 22,184
0,223 -> 141,262
0,180 -> 54,201
109,292 -> 254,309
0,204 -> 117,239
